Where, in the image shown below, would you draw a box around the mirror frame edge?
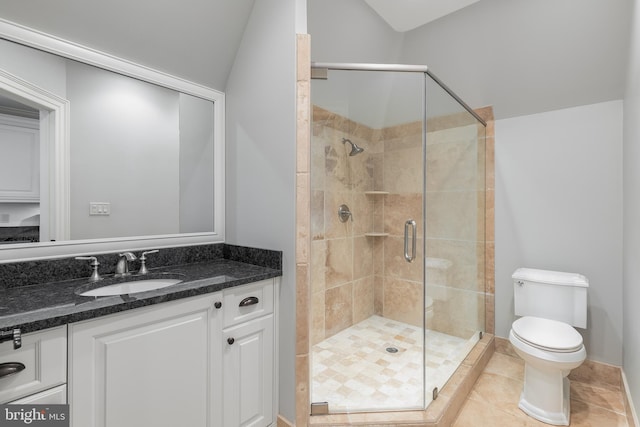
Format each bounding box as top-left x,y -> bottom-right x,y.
0,18 -> 225,263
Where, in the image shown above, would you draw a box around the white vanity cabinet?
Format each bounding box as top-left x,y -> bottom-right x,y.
0,325 -> 67,404
222,280 -> 275,427
69,278 -> 277,427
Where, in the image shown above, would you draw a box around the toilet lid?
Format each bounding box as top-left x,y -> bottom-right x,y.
512,316 -> 583,353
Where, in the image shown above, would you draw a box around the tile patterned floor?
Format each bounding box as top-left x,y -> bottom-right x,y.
453,350 -> 632,427
311,315 -> 478,412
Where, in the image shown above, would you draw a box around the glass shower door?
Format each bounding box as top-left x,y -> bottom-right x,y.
309,67 -> 427,413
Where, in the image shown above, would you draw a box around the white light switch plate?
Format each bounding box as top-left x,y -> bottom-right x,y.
89,202 -> 110,216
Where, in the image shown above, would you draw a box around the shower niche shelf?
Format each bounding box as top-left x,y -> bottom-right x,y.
364,232 -> 389,237
364,191 -> 389,195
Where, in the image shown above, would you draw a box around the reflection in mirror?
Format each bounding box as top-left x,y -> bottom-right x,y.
0,37 -> 215,245
0,97 -> 40,243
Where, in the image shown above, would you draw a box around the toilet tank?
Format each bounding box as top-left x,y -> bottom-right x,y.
513,268 -> 588,328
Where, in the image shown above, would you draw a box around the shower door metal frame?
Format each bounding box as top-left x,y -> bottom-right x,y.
311,62 -> 486,126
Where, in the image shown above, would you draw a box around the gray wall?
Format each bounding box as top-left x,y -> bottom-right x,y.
624,0 -> 640,417
224,0 -> 302,421
495,101 -> 624,365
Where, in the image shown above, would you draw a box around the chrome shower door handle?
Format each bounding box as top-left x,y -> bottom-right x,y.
404,219 -> 417,263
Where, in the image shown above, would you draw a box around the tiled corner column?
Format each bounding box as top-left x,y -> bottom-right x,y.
475,107 -> 495,335
295,34 -> 311,427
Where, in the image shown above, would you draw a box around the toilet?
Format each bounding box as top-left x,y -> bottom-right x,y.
508,268 -> 589,426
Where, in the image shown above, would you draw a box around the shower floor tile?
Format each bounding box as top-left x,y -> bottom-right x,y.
311,315 -> 477,412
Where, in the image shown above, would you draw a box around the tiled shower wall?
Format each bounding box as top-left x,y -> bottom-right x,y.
310,104 -> 487,343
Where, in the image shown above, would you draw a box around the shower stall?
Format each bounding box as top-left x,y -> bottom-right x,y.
309,63 -> 487,413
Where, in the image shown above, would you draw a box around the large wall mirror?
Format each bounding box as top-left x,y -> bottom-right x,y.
0,19 -> 225,261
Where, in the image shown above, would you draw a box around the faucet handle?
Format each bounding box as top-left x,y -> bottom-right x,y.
141,250 -> 159,259
138,250 -> 159,275
75,256 -> 102,282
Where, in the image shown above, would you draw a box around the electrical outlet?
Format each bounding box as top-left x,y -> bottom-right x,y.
89,202 -> 110,216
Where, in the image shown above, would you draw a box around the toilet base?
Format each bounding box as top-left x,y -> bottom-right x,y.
518,366 -> 571,426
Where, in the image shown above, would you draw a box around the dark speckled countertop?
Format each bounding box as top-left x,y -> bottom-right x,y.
0,244 -> 282,333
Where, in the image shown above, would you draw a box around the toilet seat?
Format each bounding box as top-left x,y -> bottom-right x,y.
512,316 -> 583,353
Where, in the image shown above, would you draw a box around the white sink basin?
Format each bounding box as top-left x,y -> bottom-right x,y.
79,278 -> 183,297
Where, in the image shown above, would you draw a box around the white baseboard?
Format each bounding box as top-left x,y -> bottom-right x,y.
623,370 -> 640,427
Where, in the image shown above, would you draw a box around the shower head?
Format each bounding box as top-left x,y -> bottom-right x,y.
342,138 -> 365,156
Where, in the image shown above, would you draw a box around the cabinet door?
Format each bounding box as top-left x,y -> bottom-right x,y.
69,295 -> 221,427
223,314 -> 274,427
9,385 -> 67,404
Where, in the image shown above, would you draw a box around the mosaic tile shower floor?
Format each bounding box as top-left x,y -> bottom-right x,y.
311,315 -> 478,412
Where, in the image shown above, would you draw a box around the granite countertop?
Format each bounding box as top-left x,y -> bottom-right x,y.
0,252 -> 281,334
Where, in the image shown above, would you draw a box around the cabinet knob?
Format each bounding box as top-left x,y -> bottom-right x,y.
214,301 -> 222,309
227,337 -> 235,345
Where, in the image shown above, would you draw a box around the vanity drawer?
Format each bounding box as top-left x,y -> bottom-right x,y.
0,326 -> 67,403
223,279 -> 274,328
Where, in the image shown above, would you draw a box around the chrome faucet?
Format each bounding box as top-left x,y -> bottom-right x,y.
115,252 -> 137,277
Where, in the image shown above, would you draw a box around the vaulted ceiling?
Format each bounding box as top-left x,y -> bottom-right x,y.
309,0 -> 632,119
0,0 -> 255,91
0,0 -> 633,119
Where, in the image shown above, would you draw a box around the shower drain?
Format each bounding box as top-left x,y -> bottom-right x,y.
385,347 -> 398,353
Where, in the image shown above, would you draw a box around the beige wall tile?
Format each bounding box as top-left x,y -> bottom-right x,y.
311,239 -> 327,293
297,173 -> 310,264
351,192 -> 374,236
296,354 -> 310,427
311,134 -> 326,191
296,34 -> 310,82
325,238 -> 352,288
325,283 -> 353,337
485,241 -> 495,294
426,238 -> 478,291
353,276 -> 375,324
297,263 -> 310,355
382,193 -> 423,237
383,277 -> 423,327
485,293 -> 495,334
383,236 -> 424,283
374,275 -> 384,316
324,191 -> 352,239
311,190 -> 325,241
353,236 -> 374,280
383,144 -> 423,194
311,290 -> 325,345
426,190 -> 479,241
426,128 -> 479,192
485,137 -> 495,192
297,81 -> 310,174
431,289 -> 484,339
381,120 -> 421,143
325,142 -> 352,194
